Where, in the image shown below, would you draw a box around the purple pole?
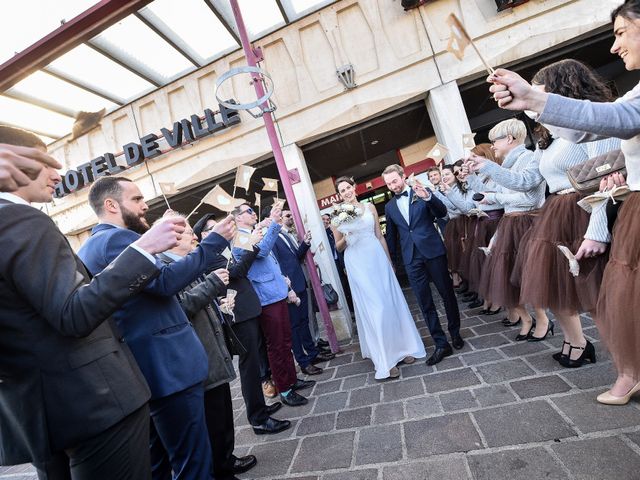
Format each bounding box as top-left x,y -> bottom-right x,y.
228,0 -> 340,353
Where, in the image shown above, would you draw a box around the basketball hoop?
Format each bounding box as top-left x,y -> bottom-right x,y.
215,65 -> 276,118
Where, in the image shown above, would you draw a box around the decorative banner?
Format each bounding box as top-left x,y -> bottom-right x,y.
426,143 -> 449,164
220,247 -> 232,260
446,13 -> 471,61
233,231 -> 254,251
262,177 -> 279,192
159,182 -> 178,195
254,192 -> 261,207
234,165 -> 256,191
202,185 -> 245,212
462,133 -> 477,150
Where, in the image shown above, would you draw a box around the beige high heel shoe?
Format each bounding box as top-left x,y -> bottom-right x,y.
596,381 -> 640,405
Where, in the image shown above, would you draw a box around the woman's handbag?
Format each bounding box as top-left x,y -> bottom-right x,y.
567,149 -> 626,194
317,266 -> 339,306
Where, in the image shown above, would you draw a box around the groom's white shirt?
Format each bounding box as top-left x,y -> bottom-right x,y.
396,186 -> 410,225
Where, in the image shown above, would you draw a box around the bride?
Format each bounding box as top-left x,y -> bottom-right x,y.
332,176 -> 426,379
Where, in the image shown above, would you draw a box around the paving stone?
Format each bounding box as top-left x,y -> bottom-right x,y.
424,367 -> 481,393
552,391 -> 640,433
292,432 -> 355,473
248,439 -> 299,477
280,398 -> 317,419
400,362 -> 432,378
356,424 -> 403,465
439,389 -> 478,411
334,360 -> 374,378
500,341 -> 549,357
582,326 -> 601,341
404,413 -> 483,457
526,351 -> 566,373
473,400 -> 576,447
313,379 -> 342,396
476,359 -> 535,384
297,413 -> 336,436
473,384 -> 518,407
461,349 -> 504,366
559,362 -> 617,389
510,375 -> 572,399
328,353 -> 354,367
434,356 -> 463,371
468,333 -> 511,349
336,407 -> 372,429
405,395 -> 442,419
625,430 -> 640,448
468,447 -> 569,480
342,374 -> 368,389
552,436 -> 640,480
382,457 -> 471,480
473,320 -> 511,335
322,469 -> 378,480
461,316 -> 485,327
349,385 -> 381,408
373,401 -> 405,424
383,377 -> 424,402
313,391 -> 348,414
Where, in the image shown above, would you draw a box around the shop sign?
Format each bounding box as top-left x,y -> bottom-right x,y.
54,103 -> 241,198
317,193 -> 342,209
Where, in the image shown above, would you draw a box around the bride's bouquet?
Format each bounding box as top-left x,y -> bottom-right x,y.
330,203 -> 364,227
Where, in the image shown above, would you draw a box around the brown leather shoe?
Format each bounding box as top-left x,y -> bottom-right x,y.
262,380 -> 277,398
301,364 -> 323,375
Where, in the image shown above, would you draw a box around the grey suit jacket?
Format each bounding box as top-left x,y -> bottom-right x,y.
0,200 -> 157,465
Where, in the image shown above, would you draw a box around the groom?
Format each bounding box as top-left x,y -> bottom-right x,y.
382,164 -> 463,365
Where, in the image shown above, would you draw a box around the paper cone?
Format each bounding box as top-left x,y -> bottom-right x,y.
462,133 -> 477,149
426,143 -> 449,163
234,165 -> 256,191
233,231 -> 254,251
262,177 -> 279,192
202,185 -> 245,212
159,182 -> 178,195
446,13 -> 471,61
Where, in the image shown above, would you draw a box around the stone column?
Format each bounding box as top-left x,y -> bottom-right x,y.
281,143 -> 353,341
425,81 -> 472,162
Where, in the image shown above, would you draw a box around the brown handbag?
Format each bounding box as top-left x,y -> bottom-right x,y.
567,149 -> 626,194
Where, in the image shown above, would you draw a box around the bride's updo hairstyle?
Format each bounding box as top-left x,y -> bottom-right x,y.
335,176 -> 356,191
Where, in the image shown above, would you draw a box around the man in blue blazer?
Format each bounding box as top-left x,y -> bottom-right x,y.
78,176 -> 235,480
271,208 -> 335,376
383,164 -> 462,366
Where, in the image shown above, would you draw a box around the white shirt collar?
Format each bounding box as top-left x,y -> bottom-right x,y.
0,192 -> 32,207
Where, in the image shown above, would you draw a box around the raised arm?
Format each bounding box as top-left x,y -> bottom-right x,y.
478,154 -> 544,193
177,272 -> 226,317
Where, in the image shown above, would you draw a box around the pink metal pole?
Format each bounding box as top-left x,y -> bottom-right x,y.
229,0 -> 340,353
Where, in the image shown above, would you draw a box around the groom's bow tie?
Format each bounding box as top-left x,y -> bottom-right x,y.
395,191 -> 409,198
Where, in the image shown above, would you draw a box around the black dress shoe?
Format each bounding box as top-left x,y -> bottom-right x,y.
291,378 -> 315,391
451,335 -> 464,350
318,345 -> 332,354
265,401 -> 282,415
311,352 -> 335,364
301,364 -> 323,375
461,292 -> 477,302
252,417 -> 291,435
426,345 -> 453,365
281,390 -> 308,406
479,307 -> 502,316
467,299 -> 484,309
317,338 -> 330,348
232,454 -> 257,474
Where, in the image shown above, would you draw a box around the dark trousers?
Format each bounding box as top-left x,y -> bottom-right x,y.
258,300 -> 298,393
149,384 -> 212,480
34,405 -> 151,480
257,328 -> 271,382
288,290 -> 318,368
405,252 -> 460,348
231,318 -> 270,425
204,383 -> 235,480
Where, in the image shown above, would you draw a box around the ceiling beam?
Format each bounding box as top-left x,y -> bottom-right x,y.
86,40 -> 164,87
203,0 -> 241,45
3,90 -> 77,118
0,120 -> 63,140
134,11 -> 203,67
275,0 -> 291,23
42,67 -> 126,105
0,0 -> 154,93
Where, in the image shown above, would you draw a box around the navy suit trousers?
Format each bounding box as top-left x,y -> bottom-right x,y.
288,290 -> 318,368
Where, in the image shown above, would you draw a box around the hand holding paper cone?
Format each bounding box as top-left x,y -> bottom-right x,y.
202,185 -> 245,212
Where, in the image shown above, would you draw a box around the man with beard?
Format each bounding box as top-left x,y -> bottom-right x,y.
78,176 -> 236,480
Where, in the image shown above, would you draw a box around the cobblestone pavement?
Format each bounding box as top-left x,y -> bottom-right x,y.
3,288 -> 640,480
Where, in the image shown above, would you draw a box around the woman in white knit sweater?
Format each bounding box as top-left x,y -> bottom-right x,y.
488,0 -> 640,405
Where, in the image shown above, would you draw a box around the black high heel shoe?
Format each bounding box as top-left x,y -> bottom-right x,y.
502,317 -> 521,327
479,306 -> 503,316
454,280 -> 468,294
559,340 -> 596,368
527,321 -> 554,342
552,341 -> 570,362
515,325 -> 535,341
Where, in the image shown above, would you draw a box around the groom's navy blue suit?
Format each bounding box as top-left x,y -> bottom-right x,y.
385,188 -> 460,348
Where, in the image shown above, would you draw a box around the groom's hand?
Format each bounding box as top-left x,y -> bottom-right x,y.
412,183 -> 431,200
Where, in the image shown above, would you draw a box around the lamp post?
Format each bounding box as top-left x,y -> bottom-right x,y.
228,0 -> 340,353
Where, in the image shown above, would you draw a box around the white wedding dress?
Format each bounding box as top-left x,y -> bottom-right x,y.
338,205 -> 426,379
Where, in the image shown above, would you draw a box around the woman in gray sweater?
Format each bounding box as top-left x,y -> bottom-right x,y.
488,0 -> 640,404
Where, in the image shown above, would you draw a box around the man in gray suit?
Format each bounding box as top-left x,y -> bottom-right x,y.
0,126 -> 186,480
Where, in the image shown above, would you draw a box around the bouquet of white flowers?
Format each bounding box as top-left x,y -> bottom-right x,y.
330,203 -> 364,227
